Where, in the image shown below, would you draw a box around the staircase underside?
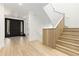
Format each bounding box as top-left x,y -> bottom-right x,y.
56,28 -> 79,56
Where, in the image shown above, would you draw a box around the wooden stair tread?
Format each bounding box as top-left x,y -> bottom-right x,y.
64,28 -> 79,32
60,35 -> 79,41
56,46 -> 77,56
57,40 -> 79,47
56,44 -> 79,55
63,32 -> 79,36
57,40 -> 79,51
56,28 -> 79,55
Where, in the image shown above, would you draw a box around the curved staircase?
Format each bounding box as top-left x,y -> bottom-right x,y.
56,28 -> 79,56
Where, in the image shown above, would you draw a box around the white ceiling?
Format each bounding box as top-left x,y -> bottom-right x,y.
3,3 -> 52,27
4,3 -> 48,17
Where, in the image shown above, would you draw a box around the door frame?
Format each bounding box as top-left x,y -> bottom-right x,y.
5,18 -> 25,37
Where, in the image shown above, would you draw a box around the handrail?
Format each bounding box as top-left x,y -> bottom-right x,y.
53,16 -> 64,28
43,3 -> 65,48
43,3 -> 64,29
50,3 -> 64,28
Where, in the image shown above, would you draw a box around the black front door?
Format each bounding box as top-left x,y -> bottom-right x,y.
5,18 -> 25,37
10,20 -> 21,37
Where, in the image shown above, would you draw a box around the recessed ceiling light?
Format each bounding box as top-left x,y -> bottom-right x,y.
18,3 -> 23,6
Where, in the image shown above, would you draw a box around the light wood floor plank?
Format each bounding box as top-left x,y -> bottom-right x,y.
0,37 -> 68,56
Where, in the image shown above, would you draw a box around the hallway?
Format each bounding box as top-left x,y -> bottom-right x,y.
0,37 -> 67,56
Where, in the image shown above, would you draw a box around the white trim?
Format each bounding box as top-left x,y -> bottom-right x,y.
5,15 -> 24,20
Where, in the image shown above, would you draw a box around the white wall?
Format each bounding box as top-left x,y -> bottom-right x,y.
0,4 -> 5,48
28,10 -> 52,41
24,16 -> 29,36
44,4 -> 63,27
53,3 -> 79,28
4,8 -> 28,35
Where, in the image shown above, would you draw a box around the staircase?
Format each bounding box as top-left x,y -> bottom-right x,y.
43,3 -> 79,56
56,28 -> 79,56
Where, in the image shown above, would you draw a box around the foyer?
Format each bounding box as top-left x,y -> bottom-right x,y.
0,3 -> 79,56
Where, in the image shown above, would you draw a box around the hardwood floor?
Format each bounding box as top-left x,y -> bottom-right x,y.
0,37 -> 67,56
